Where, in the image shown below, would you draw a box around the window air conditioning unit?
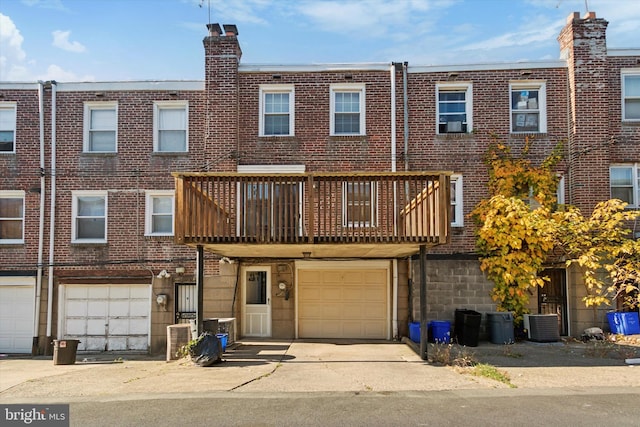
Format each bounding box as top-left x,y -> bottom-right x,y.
524,314 -> 560,342
446,121 -> 462,133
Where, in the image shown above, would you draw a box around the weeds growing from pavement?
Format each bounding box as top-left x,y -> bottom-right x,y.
471,363 -> 516,388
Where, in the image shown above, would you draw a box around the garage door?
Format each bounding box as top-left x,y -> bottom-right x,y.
0,278 -> 35,354
61,284 -> 150,352
298,268 -> 388,339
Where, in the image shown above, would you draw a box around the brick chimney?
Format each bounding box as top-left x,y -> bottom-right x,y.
557,11 -> 610,212
203,23 -> 242,171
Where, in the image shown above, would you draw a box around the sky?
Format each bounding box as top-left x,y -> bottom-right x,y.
1,0 -> 639,82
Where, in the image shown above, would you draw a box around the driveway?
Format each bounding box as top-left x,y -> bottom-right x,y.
1,338 -> 639,403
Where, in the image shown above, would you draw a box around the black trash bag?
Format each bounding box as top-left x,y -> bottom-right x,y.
190,332 -> 223,367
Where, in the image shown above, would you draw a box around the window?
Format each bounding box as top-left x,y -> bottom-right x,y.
259,85 -> 294,136
146,191 -> 174,236
611,165 -> 639,207
450,175 -> 463,227
83,102 -> 117,152
622,70 -> 640,121
330,84 -> 365,136
510,82 -> 546,133
437,84 -> 472,134
153,101 -> 188,152
0,191 -> 24,244
0,102 -> 17,153
343,181 -> 377,227
72,191 -> 107,242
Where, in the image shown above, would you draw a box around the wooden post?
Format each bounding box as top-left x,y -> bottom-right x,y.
196,245 -> 204,335
419,244 -> 428,360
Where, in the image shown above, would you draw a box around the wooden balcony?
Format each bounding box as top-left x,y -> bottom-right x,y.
173,171 -> 451,258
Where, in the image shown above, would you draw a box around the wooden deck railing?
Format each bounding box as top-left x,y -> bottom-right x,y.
173,172 -> 450,246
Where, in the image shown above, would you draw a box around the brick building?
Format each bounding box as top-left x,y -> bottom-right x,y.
1,12 -> 638,355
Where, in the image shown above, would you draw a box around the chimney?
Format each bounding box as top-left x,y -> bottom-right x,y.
206,23 -> 222,37
223,24 -> 238,37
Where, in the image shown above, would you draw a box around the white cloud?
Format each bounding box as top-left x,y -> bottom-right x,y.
0,13 -> 29,80
52,30 -> 86,53
38,64 -> 94,82
21,0 -> 66,10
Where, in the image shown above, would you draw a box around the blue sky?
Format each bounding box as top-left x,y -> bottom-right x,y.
1,0 -> 639,82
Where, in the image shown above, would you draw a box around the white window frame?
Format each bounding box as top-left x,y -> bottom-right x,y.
621,69 -> 640,122
509,81 -> 547,133
153,100 -> 189,152
436,83 -> 473,134
610,164 -> 639,208
450,175 -> 463,227
330,83 -> 366,136
145,191 -> 175,236
0,190 -> 25,244
0,102 -> 17,154
72,191 -> 108,243
83,101 -> 118,153
259,85 -> 295,137
342,181 -> 377,227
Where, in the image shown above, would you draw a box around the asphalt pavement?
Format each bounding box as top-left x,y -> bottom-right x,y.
1,337 -> 639,403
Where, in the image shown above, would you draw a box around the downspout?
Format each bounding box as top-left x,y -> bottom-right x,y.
402,62 -> 413,328
45,81 -> 57,347
34,81 -> 46,354
390,63 -> 398,340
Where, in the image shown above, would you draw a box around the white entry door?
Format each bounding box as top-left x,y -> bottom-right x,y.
243,266 -> 271,337
0,277 -> 36,354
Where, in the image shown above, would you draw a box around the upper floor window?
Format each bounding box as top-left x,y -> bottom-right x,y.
72,191 -> 107,243
331,84 -> 365,136
611,164 -> 639,208
259,85 -> 295,136
83,102 -> 117,152
145,191 -> 174,236
343,181 -> 377,227
622,70 -> 640,121
437,84 -> 472,134
0,102 -> 17,153
510,82 -> 546,133
0,191 -> 24,244
153,101 -> 188,152
450,175 -> 463,227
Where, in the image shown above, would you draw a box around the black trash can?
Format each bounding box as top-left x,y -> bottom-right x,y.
487,312 -> 515,344
454,309 -> 481,347
53,339 -> 80,365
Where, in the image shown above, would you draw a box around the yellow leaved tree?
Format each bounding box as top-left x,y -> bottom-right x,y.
473,138 -> 640,326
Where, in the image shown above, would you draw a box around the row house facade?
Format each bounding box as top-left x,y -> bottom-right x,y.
0,12 -> 638,355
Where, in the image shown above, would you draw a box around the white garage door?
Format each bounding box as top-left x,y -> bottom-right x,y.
61,284 -> 150,352
0,278 -> 35,354
298,267 -> 388,339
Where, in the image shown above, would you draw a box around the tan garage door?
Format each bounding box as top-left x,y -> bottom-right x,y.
298,268 -> 388,339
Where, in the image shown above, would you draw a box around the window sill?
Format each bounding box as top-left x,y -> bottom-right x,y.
80,152 -> 117,156
152,151 -> 189,157
329,135 -> 368,143
621,120 -> 640,126
435,133 -> 475,139
71,241 -> 108,246
144,235 -> 174,240
0,242 -> 25,247
510,132 -> 546,136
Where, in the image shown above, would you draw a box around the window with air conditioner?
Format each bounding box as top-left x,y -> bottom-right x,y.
436,83 -> 472,134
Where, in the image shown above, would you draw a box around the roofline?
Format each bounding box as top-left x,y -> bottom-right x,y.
409,60 -> 567,73
239,63 -> 392,72
0,81 -> 204,91
608,48 -> 640,57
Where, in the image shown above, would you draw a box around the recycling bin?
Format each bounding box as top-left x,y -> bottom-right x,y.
53,339 -> 80,365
